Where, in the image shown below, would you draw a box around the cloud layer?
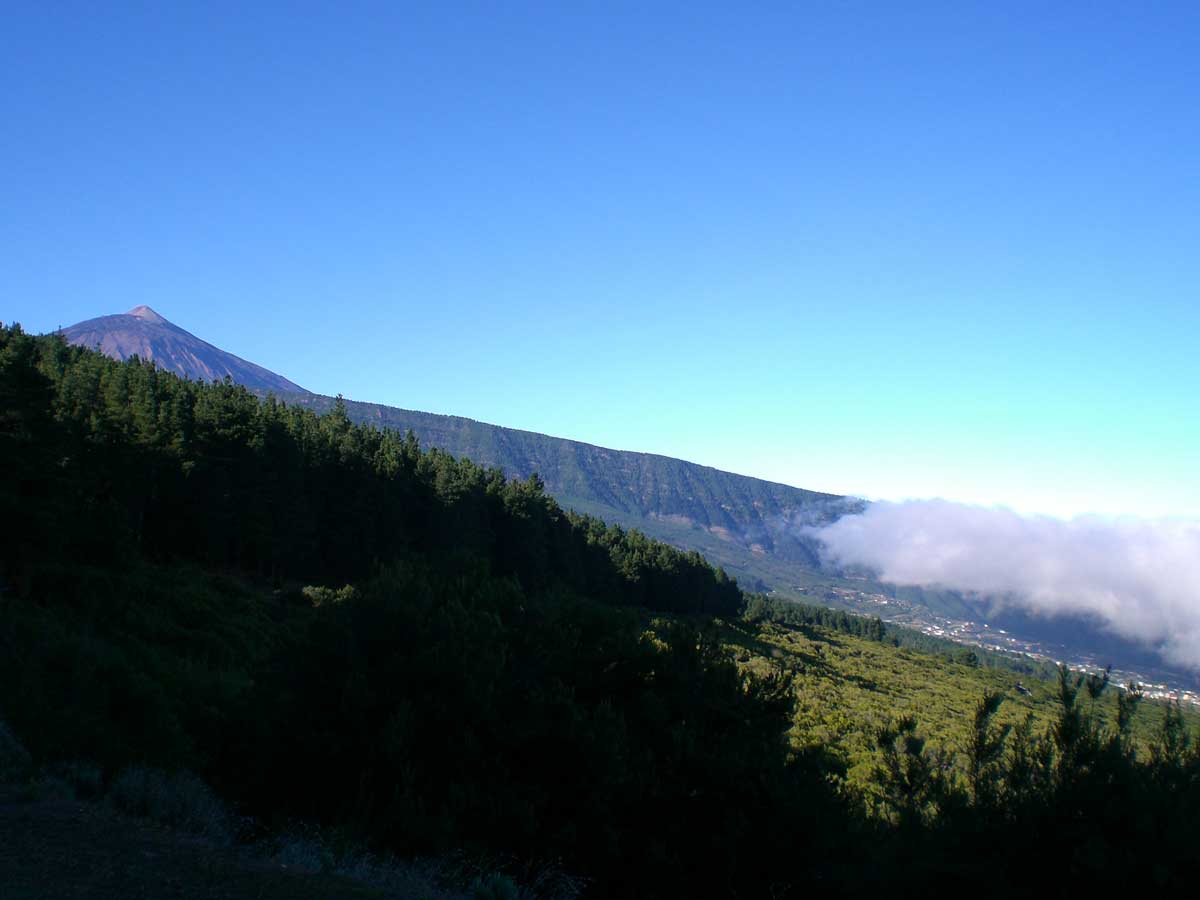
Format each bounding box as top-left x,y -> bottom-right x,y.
812,499 -> 1200,669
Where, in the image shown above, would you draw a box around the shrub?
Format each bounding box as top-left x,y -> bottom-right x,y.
48,760 -> 104,799
263,825 -> 476,899
107,766 -> 231,842
471,873 -> 519,900
21,774 -> 76,802
0,718 -> 32,782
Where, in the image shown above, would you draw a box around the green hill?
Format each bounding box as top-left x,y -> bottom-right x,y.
6,325 -> 1200,895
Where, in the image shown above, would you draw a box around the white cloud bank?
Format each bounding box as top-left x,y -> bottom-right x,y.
812,499 -> 1200,669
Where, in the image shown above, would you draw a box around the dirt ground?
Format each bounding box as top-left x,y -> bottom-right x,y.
0,788 -> 386,900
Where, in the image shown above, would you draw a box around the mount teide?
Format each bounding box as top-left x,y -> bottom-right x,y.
62,306 -> 309,395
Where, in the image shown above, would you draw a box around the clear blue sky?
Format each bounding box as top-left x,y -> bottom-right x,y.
5,2 -> 1198,518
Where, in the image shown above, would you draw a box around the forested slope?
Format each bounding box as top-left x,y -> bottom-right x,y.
60,306 -> 1177,690
4,324 -> 1200,896
59,306 -> 852,583
0,324 -> 831,897
276,391 -> 858,576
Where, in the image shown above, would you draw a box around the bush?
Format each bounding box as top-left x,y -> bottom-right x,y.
263,826 -> 335,874
471,873 -> 519,900
107,766 -> 231,842
21,774 -> 76,802
0,718 -> 32,782
263,825 -> 476,899
48,760 -> 104,799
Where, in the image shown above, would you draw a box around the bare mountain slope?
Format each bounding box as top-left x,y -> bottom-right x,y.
62,306 -> 308,395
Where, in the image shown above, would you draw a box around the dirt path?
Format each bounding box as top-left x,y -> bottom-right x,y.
0,788 -> 385,900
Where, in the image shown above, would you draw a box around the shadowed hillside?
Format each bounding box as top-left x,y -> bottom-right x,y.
279,391 -> 861,576
57,306 -> 860,590
5,325 -> 1200,896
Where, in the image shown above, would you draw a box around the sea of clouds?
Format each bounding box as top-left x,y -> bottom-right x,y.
811,499 -> 1200,669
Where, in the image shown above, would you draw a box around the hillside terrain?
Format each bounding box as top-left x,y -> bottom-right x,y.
3,614 -> 1194,900
280,391 -> 860,579
724,613 -> 1194,785
0,786 -> 384,900
272,401 -> 1200,694
59,308 -> 855,585
54,308 -> 1200,696
283,400 -> 1200,692
4,325 -> 1200,895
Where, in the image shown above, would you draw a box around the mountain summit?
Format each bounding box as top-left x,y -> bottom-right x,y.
126,304 -> 169,325
61,307 -> 308,394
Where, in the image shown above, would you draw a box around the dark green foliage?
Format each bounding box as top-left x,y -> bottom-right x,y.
232,562 -> 844,896
871,716 -> 953,828
4,323 -> 1200,895
964,691 -> 1010,809
278,392 -> 850,551
0,325 -> 829,896
275,391 -> 857,594
0,326 -> 739,619
0,719 -> 32,782
745,593 -> 887,641
107,766 -> 233,842
872,665 -> 1200,890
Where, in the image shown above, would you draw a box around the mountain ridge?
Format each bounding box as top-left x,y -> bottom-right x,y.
56,306 -> 859,586
277,390 -> 861,579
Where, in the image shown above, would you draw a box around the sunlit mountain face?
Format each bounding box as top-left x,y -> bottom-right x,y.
61,306 -> 308,395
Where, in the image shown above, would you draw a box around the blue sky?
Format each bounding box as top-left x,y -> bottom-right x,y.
5,2 -> 1198,518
